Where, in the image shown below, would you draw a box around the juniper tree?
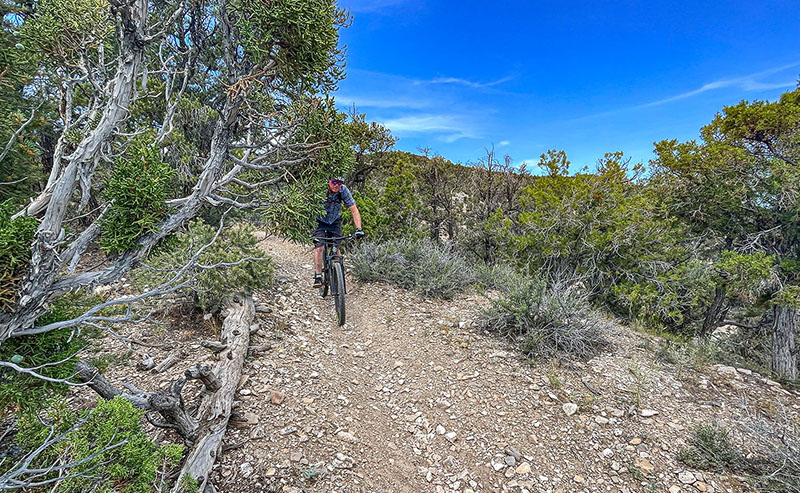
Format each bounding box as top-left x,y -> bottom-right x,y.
0,0 -> 352,341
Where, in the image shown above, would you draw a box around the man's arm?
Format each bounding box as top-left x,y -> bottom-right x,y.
349,204 -> 362,229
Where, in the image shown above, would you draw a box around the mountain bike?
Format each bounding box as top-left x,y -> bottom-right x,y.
313,233 -> 355,326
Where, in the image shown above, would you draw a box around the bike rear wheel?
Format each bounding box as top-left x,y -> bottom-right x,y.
332,262 -> 346,326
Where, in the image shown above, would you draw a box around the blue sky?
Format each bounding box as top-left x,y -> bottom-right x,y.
334,0 -> 800,172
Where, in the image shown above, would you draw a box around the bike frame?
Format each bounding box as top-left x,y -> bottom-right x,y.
314,233 -> 354,296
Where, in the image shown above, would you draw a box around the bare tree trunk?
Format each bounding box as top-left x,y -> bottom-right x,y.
172,293 -> 254,493
701,284 -> 726,336
771,304 -> 797,380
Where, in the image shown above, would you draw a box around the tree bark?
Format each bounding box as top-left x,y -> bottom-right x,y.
701,284 -> 727,336
771,304 -> 797,380
172,293 -> 254,493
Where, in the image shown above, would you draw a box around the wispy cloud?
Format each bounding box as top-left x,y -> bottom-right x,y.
565,61 -> 800,124
334,94 -> 431,110
378,114 -> 480,141
498,140 -> 511,147
423,76 -> 513,89
639,61 -> 800,108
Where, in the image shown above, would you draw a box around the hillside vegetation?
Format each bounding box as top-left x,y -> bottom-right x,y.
0,0 -> 798,489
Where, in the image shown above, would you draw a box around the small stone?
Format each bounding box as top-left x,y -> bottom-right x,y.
634,457 -> 654,474
239,389 -> 251,396
630,438 -> 643,445
602,448 -> 614,458
265,467 -> 276,476
595,416 -> 609,425
562,403 -> 578,416
695,482 -> 709,492
242,411 -> 259,425
240,462 -> 254,478
678,470 -> 695,484
504,468 -> 515,478
504,455 -> 516,466
336,431 -> 357,443
516,463 -> 531,474
639,409 -> 658,417
669,486 -> 681,493
445,431 -> 457,442
574,475 -> 585,483
270,391 -> 285,405
436,425 -> 446,435
610,461 -> 621,471
290,451 -> 303,462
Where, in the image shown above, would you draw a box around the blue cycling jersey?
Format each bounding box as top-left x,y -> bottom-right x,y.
318,184 -> 355,224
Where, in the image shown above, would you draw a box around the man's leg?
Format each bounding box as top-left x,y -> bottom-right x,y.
312,246 -> 324,287
314,246 -> 324,274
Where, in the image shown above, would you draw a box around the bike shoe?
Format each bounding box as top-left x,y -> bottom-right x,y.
312,274 -> 323,288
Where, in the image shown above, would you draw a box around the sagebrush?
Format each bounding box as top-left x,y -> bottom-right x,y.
350,239 -> 474,299
478,277 -> 609,359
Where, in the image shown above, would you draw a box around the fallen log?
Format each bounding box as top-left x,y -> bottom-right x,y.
171,293 -> 254,493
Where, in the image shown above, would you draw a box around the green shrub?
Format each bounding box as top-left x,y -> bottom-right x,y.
474,262 -> 525,294
134,220 -> 273,312
677,423 -> 740,472
350,239 -> 474,299
678,419 -> 800,492
656,338 -> 720,372
101,136 -> 175,254
611,259 -> 716,335
0,292 -> 101,412
10,397 -> 183,492
0,199 -> 37,311
477,278 -> 609,359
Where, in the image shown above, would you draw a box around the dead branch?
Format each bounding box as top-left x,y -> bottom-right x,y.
185,364 -> 221,392
153,354 -> 180,374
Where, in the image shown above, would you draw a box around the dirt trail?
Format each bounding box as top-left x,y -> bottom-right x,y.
201,235 -> 797,493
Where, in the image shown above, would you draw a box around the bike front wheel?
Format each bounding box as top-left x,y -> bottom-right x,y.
320,270 -> 329,298
332,262 -> 346,326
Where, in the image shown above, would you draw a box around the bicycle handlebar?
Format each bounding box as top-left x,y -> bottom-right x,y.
312,233 -> 358,242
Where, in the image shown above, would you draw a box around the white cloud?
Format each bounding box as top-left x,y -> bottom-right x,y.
378,114 -> 479,140
498,140 -> 511,147
334,94 -> 431,110
565,61 -> 800,124
639,61 -> 800,108
424,76 -> 512,89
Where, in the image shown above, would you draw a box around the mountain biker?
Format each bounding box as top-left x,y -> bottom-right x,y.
312,176 -> 364,288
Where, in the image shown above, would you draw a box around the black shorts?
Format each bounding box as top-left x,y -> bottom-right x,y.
312,219 -> 342,247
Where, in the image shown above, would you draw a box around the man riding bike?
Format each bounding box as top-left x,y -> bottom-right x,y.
312,176 -> 364,288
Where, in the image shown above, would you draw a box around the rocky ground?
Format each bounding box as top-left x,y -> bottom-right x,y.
94,234 -> 800,493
